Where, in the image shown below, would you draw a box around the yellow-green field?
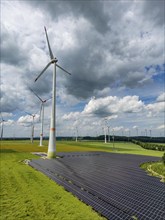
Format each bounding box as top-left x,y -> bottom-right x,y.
0,140 -> 164,220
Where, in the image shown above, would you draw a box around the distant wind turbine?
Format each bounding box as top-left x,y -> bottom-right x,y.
25,112 -> 35,143
35,27 -> 71,158
104,119 -> 108,143
107,125 -> 110,142
112,128 -> 115,150
149,129 -> 152,139
75,126 -> 78,142
145,129 -> 148,137
0,114 -> 5,141
30,88 -> 51,146
136,127 -> 139,136
128,129 -> 130,141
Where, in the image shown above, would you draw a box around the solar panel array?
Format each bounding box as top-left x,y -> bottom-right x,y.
29,152 -> 165,220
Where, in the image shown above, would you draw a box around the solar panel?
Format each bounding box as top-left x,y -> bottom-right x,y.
29,152 -> 165,220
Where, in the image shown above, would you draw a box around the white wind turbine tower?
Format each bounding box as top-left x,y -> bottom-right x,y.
128,129 -> 130,141
25,112 -> 35,143
122,128 -> 124,137
136,127 -> 139,137
74,119 -> 79,142
35,27 -> 71,158
112,128 -> 115,150
103,119 -> 107,144
107,125 -> 111,142
0,114 -> 6,141
145,129 -> 148,137
75,126 -> 78,142
30,88 -> 51,146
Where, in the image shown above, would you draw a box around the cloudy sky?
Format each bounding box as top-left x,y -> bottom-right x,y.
1,0 -> 165,138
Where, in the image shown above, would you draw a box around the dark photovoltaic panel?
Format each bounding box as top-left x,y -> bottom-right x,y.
29,152 -> 165,220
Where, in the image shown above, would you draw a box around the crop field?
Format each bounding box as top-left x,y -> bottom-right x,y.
0,140 -> 164,220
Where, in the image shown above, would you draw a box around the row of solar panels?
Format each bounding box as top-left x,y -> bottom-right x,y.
30,152 -> 165,219
33,158 -> 164,218
50,162 -> 164,211
30,160 -> 132,219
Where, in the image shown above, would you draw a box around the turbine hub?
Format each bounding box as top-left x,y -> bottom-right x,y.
51,58 -> 58,63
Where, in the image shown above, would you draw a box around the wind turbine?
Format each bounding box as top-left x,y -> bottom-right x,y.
128,129 -> 130,141
145,129 -> 148,137
122,128 -> 124,137
136,127 -> 139,137
75,126 -> 78,142
112,128 -> 115,150
0,114 -> 5,141
149,129 -> 152,139
35,27 -> 71,158
30,88 -> 51,146
107,125 -> 111,142
103,119 -> 107,144
25,112 -> 35,143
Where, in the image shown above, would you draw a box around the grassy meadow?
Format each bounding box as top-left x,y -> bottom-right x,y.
0,140 -> 164,220
1,139 -> 164,156
141,161 -> 165,182
0,141 -> 106,220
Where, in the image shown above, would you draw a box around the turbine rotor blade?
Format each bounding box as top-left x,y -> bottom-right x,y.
25,111 -> 33,117
29,88 -> 43,102
56,64 -> 71,75
35,61 -> 52,82
44,26 -> 54,60
45,97 -> 52,102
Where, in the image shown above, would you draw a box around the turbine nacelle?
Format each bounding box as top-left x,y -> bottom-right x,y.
35,27 -> 71,83
51,58 -> 58,63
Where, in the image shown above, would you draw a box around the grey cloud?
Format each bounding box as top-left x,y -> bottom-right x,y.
1,93 -> 21,113
1,0 -> 164,137
142,1 -> 164,26
1,26 -> 28,65
23,0 -> 164,101
121,72 -> 146,88
24,70 -> 52,98
61,34 -> 152,99
61,45 -> 113,99
2,1 -> 164,105
67,0 -> 110,33
28,0 -> 110,34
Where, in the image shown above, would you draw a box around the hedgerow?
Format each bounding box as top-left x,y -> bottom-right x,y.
132,140 -> 165,151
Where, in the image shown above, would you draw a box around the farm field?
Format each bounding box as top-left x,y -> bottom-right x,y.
1,140 -> 164,157
0,140 -> 164,220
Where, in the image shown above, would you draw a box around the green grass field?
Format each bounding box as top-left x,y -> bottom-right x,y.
1,140 -> 164,157
141,161 -> 165,182
0,140 -> 164,219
